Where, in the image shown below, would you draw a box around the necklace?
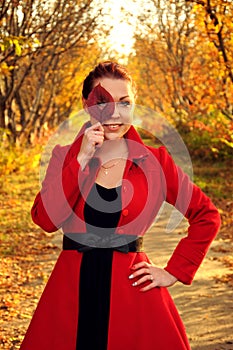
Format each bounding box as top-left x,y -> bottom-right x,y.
101,158 -> 123,175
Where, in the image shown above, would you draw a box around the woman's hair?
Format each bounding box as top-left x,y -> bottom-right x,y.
82,61 -> 136,100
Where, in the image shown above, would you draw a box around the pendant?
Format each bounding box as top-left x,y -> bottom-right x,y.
103,169 -> 108,175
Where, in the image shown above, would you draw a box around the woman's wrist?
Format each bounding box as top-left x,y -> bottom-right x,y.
164,268 -> 178,285
77,153 -> 89,170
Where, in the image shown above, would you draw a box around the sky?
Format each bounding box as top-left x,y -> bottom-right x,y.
16,0 -> 144,58
101,0 -> 143,56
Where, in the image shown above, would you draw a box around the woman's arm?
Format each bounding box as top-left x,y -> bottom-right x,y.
159,147 -> 221,285
129,146 -> 221,290
31,122 -> 104,232
31,143 -> 89,232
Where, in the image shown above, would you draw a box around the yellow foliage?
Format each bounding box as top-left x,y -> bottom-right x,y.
0,139 -> 42,177
0,62 -> 14,77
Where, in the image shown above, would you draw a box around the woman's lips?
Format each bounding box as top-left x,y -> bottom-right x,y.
103,123 -> 123,131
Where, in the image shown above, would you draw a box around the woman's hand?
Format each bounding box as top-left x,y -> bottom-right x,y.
129,261 -> 178,292
77,122 -> 104,169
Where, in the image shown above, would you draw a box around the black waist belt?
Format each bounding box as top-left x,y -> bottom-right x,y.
63,233 -> 144,253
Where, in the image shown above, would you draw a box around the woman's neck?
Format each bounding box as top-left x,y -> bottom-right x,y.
95,138 -> 128,163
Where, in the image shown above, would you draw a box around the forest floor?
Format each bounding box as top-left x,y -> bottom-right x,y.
0,156 -> 232,349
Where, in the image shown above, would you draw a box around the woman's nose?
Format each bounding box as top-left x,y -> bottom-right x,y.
111,102 -> 121,118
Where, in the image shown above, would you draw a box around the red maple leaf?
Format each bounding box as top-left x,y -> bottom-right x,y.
86,83 -> 115,123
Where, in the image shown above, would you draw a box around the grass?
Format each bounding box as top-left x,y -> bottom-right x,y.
193,159 -> 233,201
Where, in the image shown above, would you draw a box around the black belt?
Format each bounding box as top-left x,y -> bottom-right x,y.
63,233 -> 144,253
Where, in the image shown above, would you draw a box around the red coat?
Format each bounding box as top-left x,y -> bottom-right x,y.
20,124 -> 220,350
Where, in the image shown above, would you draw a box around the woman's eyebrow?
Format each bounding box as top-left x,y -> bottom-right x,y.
119,95 -> 130,101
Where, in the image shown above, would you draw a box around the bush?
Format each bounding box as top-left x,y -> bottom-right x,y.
177,112 -> 233,161
0,129 -> 41,183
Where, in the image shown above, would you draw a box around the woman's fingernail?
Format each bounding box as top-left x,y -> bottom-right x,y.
132,282 -> 137,286
131,265 -> 135,269
129,274 -> 134,279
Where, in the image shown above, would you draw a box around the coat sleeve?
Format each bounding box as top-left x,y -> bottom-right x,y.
31,143 -> 90,232
158,147 -> 221,285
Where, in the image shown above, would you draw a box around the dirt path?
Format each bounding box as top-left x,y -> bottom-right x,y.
144,203 -> 233,350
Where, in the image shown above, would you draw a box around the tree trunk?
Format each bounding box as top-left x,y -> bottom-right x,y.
0,100 -> 6,129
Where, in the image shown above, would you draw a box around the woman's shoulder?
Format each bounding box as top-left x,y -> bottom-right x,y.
52,135 -> 83,159
145,144 -> 171,162
50,122 -> 88,159
50,144 -> 72,164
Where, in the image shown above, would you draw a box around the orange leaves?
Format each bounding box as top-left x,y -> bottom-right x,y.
0,166 -> 60,348
188,119 -> 213,132
129,0 -> 233,159
0,249 -> 59,349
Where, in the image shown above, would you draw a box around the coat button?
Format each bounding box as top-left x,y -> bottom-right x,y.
122,209 -> 129,216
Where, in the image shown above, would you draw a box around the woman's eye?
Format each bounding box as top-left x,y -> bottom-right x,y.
118,101 -> 131,107
97,102 -> 107,108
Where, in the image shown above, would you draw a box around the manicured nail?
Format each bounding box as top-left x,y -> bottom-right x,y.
132,282 -> 137,286
131,265 -> 135,269
129,274 -> 134,279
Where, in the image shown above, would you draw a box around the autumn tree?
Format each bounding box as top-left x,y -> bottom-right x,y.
186,0 -> 233,120
129,0 -> 233,158
129,1 -> 196,119
0,0 -> 105,143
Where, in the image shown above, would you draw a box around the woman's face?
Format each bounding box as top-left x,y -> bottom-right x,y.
87,77 -> 135,140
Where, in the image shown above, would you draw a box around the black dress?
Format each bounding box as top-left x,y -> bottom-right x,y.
76,183 -> 122,350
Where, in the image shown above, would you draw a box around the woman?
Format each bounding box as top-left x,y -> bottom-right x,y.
20,61 -> 221,350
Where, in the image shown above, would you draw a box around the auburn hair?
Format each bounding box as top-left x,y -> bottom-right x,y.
82,61 -> 136,99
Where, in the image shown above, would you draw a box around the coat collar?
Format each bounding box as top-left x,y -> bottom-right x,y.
124,125 -> 149,162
